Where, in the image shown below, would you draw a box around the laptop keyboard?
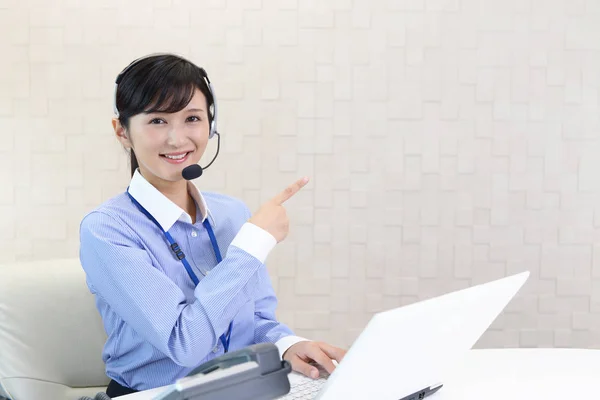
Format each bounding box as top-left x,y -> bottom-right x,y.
278,365 -> 330,399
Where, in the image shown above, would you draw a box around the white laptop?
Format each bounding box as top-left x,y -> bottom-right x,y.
280,271 -> 530,400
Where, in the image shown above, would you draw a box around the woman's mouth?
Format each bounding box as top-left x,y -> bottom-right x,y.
161,151 -> 191,164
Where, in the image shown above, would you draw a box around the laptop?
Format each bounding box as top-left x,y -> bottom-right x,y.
280,271 -> 530,400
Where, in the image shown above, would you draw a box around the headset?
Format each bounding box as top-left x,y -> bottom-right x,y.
113,53 -> 221,172
113,52 -> 219,140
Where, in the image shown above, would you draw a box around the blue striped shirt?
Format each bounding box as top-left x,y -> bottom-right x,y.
79,170 -> 306,391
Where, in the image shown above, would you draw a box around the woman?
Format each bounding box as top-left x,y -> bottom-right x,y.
79,53 -> 346,396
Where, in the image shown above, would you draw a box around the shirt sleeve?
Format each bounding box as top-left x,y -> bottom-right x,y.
229,222 -> 277,263
233,204 -> 311,357
252,264 -> 310,357
79,210 -> 268,368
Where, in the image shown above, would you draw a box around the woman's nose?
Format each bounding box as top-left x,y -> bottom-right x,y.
166,126 -> 186,146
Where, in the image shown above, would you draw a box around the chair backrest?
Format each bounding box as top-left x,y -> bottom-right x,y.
0,258 -> 110,400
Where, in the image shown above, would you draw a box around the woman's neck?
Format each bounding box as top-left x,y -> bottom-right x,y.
140,170 -> 197,223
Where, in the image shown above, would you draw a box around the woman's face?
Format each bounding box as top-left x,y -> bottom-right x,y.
115,88 -> 210,184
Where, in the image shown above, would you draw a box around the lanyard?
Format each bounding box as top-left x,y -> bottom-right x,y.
126,189 -> 233,353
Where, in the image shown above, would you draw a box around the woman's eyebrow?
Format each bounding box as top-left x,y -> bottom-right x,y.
144,107 -> 206,115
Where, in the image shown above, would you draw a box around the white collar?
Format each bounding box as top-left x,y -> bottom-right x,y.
127,169 -> 213,232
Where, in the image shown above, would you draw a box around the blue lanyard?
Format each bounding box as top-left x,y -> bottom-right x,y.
126,189 -> 233,353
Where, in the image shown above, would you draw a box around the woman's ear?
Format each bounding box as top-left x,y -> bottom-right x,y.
112,118 -> 132,149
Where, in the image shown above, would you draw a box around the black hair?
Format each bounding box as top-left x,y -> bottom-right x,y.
114,54 -> 214,177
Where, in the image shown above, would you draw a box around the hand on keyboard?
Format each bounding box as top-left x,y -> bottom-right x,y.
281,341 -> 346,379
278,362 -> 331,400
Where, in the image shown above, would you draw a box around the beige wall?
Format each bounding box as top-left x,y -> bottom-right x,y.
1,0 -> 600,349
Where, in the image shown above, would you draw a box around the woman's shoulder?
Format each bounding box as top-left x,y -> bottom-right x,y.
79,192 -> 137,233
201,191 -> 247,207
200,191 -> 252,219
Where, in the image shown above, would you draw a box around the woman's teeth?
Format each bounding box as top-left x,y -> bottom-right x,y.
164,153 -> 187,160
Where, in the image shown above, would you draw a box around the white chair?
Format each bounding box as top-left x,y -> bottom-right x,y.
0,258 -> 110,400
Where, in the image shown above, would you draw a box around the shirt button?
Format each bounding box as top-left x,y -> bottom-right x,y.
191,231 -> 198,237
212,345 -> 219,353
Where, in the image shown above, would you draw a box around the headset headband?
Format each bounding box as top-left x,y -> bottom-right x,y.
113,53 -> 218,139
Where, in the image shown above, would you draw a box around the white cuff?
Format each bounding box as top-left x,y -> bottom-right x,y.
229,222 -> 277,263
275,335 -> 311,358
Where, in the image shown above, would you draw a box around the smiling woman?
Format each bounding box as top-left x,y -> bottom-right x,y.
78,53 -> 346,397
112,55 -> 214,181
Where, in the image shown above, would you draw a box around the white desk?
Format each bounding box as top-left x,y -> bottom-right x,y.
433,348 -> 599,399
121,348 -> 600,399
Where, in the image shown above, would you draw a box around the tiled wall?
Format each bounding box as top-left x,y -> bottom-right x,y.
1,0 -> 600,349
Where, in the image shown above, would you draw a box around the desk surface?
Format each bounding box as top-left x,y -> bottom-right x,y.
121,348 -> 600,400
433,348 -> 599,399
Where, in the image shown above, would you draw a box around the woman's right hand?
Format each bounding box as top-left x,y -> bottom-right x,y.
249,177 -> 309,243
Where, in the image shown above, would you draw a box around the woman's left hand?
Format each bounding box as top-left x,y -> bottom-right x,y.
282,341 -> 347,379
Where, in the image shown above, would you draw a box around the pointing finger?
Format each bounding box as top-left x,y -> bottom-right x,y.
273,176 -> 309,204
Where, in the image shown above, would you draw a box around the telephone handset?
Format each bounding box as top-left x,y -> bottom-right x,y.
152,343 -> 292,400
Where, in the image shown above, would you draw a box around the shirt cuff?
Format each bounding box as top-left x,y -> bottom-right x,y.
229,222 -> 277,263
275,335 -> 311,358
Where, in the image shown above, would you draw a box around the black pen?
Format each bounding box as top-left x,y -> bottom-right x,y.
398,383 -> 443,400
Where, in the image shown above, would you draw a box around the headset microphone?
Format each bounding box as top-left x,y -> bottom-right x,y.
182,164 -> 203,180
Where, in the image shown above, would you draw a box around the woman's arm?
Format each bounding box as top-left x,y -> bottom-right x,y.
252,264 -> 309,355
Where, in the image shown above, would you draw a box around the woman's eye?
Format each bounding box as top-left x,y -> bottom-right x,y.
150,118 -> 166,124
187,116 -> 201,122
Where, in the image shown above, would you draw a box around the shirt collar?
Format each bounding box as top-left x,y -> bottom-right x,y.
127,169 -> 214,232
